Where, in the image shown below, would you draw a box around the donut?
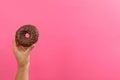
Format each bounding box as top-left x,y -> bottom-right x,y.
15,25 -> 39,47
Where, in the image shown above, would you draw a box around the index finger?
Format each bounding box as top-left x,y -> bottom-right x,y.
13,34 -> 18,51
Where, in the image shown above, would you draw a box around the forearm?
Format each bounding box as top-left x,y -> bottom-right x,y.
15,66 -> 29,80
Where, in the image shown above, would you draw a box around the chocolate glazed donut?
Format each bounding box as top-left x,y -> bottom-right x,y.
15,25 -> 39,47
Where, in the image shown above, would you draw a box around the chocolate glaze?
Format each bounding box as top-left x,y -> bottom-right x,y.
15,25 -> 39,47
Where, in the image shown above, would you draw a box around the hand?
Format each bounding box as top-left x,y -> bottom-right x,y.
13,35 -> 34,68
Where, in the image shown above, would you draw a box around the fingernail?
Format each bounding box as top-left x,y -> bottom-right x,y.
33,44 -> 36,46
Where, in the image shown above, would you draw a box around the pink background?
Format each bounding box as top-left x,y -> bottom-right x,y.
0,0 -> 120,80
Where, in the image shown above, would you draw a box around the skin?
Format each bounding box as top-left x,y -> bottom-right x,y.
13,35 -> 34,80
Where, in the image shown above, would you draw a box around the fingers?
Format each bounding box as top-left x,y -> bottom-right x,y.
13,34 -> 18,51
25,44 -> 35,57
13,34 -> 25,52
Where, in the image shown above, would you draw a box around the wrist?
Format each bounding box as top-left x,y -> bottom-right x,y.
17,62 -> 30,68
17,66 -> 29,73
18,65 -> 29,70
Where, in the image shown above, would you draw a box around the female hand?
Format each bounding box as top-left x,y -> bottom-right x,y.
13,35 -> 34,68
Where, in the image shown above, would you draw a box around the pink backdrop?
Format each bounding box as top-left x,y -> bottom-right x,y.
1,0 -> 120,80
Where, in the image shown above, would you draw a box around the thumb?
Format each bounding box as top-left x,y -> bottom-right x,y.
25,44 -> 35,56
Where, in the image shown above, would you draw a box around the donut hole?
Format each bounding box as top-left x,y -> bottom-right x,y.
25,33 -> 30,38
